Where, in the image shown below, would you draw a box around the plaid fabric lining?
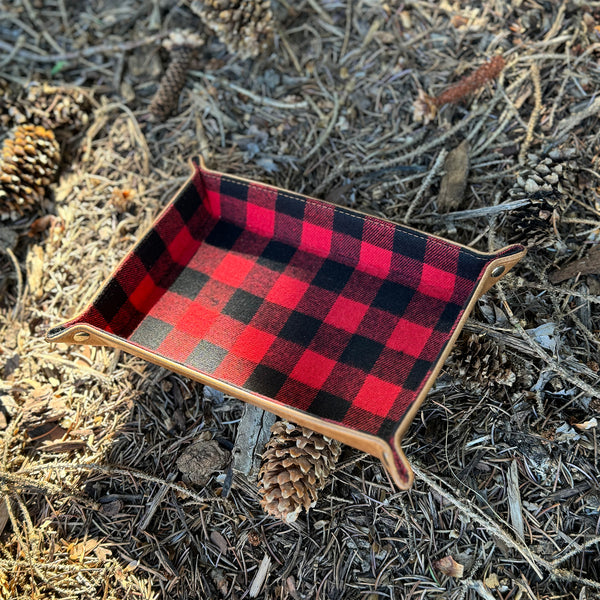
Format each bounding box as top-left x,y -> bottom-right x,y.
70,159 -> 523,468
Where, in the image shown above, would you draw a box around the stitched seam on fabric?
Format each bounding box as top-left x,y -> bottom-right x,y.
202,172 -> 490,262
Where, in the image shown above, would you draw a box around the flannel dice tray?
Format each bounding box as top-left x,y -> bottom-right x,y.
47,157 -> 525,489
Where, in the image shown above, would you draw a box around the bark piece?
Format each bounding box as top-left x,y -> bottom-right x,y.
438,139 -> 470,212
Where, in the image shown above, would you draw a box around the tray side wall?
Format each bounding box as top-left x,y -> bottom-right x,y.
47,159 -> 527,489
60,177 -> 214,338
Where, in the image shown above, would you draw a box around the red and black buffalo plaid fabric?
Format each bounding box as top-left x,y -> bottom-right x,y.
49,157 -> 524,486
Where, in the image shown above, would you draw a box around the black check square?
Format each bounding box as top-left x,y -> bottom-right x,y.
245,365 -> 288,398
393,229 -> 427,261
372,281 -> 414,315
340,335 -> 384,372
276,194 -> 305,219
333,209 -> 364,239
223,289 -> 264,324
174,185 -> 200,222
436,302 -> 462,333
97,280 -> 130,323
205,221 -> 243,250
309,391 -> 350,421
187,340 -> 228,373
377,418 -> 398,438
130,316 -> 173,350
312,259 -> 354,293
170,268 -> 209,300
405,358 -> 431,391
221,177 -> 248,202
279,311 -> 322,346
258,240 -> 297,272
137,230 -> 168,271
457,249 -> 484,281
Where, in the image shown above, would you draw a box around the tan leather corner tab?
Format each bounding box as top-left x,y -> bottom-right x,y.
381,444 -> 413,490
478,247 -> 527,297
45,323 -> 112,347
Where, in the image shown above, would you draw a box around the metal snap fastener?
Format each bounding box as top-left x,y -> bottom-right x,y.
73,332 -> 90,342
491,265 -> 505,277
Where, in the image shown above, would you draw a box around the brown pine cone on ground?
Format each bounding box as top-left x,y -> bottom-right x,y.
505,149 -> 579,246
149,30 -> 204,121
5,83 -> 91,133
190,0 -> 274,59
447,332 -> 525,394
258,420 -> 341,523
0,124 -> 60,220
26,83 -> 91,131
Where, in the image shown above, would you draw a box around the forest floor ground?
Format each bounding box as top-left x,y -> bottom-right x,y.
1,1 -> 599,599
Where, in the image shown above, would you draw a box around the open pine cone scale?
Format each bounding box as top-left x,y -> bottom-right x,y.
258,421 -> 341,523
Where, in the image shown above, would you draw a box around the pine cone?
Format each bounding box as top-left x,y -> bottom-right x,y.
190,0 -> 274,59
5,83 -> 91,133
0,79 -> 15,128
149,30 -> 204,121
258,421 -> 341,523
448,333 -> 520,393
0,125 -> 61,220
26,83 -> 90,131
506,149 -> 579,246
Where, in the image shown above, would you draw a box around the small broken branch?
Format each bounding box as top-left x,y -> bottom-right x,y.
0,35 -> 166,64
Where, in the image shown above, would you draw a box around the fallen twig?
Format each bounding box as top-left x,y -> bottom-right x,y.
413,463 -> 600,590
0,34 -> 166,64
496,283 -> 600,399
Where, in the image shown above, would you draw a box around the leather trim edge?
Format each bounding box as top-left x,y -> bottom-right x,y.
47,322 -> 413,488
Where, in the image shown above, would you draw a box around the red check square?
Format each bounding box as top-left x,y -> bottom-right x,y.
188,243 -> 225,274
204,187 -> 222,218
324,296 -> 369,333
290,350 -> 336,388
214,354 -> 257,385
343,404 -> 384,432
418,264 -> 456,302
128,273 -> 164,312
353,375 -> 399,417
387,318 -> 432,357
205,314 -> 245,348
150,290 -> 191,325
196,279 -> 236,312
211,254 -> 255,287
358,242 -> 393,277
247,181 -> 277,210
276,378 -> 316,410
362,218 -> 394,249
177,304 -> 218,338
250,302 -> 292,335
299,223 -> 332,258
231,326 -> 276,363
155,210 -> 184,245
241,264 -> 279,298
156,330 -> 199,363
167,224 -> 197,264
246,204 -> 275,238
266,274 -> 309,309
